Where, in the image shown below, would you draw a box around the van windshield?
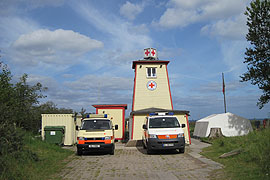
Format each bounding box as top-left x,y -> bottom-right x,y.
149,117 -> 180,128
81,119 -> 111,130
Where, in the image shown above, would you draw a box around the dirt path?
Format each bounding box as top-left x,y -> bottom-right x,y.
60,139 -> 222,180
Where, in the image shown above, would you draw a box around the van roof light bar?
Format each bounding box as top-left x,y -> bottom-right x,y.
86,114 -> 108,118
149,112 -> 174,116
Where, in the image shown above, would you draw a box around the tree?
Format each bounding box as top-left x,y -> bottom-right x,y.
14,74 -> 46,130
36,101 -> 73,114
241,0 -> 270,108
80,107 -> 86,118
0,62 -> 46,132
0,62 -> 15,124
0,63 -> 24,156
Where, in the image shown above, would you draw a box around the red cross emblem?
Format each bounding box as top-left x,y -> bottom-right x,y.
151,49 -> 155,56
147,81 -> 157,90
149,82 -> 155,88
145,49 -> 150,56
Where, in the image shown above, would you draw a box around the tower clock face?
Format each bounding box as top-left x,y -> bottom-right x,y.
147,80 -> 157,91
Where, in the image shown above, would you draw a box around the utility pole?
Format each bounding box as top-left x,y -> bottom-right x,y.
222,73 -> 227,113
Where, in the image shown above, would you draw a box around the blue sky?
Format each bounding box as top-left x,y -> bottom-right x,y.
0,0 -> 269,120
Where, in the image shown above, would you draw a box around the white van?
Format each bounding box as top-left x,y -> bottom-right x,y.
142,112 -> 185,154
76,114 -> 118,155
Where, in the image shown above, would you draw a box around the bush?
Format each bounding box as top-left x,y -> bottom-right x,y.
0,123 -> 24,156
0,132 -> 73,180
0,128 -> 38,180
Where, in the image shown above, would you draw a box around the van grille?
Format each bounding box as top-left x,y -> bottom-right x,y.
158,141 -> 178,144
157,135 -> 177,139
85,142 -> 105,145
85,137 -> 104,140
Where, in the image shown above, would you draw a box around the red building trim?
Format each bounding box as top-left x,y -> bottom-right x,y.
132,65 -> 137,111
131,115 -> 135,140
131,64 -> 138,140
132,60 -> 170,69
93,104 -> 127,109
185,114 -> 191,144
92,104 -> 127,140
166,64 -> 174,110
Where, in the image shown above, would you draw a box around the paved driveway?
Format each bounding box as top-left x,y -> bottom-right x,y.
60,138 -> 222,180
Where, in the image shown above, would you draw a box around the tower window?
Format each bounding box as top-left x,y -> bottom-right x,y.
146,67 -> 156,78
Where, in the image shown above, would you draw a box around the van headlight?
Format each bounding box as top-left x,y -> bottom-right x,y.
149,134 -> 156,138
105,136 -> 112,140
77,137 -> 84,140
177,133 -> 184,138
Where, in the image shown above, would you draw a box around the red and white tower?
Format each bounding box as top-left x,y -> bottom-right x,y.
129,48 -> 191,144
130,48 -> 174,140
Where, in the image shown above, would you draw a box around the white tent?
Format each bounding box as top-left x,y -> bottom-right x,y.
193,112 -> 253,137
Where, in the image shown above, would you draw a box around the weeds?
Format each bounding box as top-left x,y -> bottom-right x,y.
0,132 -> 73,180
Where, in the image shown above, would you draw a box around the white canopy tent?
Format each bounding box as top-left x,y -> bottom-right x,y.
193,112 -> 253,137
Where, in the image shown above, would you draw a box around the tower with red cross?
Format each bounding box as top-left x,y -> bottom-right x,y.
130,48 -> 174,140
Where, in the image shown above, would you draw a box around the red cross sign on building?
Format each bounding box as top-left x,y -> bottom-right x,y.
144,49 -> 150,57
147,80 -> 157,91
144,48 -> 157,59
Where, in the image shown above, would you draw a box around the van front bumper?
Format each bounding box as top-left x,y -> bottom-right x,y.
77,143 -> 114,152
147,137 -> 185,150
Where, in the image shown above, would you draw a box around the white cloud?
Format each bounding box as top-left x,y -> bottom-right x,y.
120,1 -> 144,20
155,0 -> 250,33
73,3 -> 152,49
65,74 -> 133,91
0,17 -> 39,47
201,14 -> 247,40
220,41 -> 248,76
71,1 -> 152,69
169,0 -> 203,9
10,29 -> 103,66
156,8 -> 197,28
27,74 -> 58,90
193,81 -> 247,94
173,93 -> 270,120
26,73 -> 133,112
47,74 -> 133,112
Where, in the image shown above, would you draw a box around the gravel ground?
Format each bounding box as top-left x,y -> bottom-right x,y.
60,138 -> 223,180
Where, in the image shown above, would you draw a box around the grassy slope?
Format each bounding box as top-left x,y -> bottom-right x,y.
0,133 -> 74,180
201,128 -> 270,180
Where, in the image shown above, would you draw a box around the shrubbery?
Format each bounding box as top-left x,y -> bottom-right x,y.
0,62 -> 74,179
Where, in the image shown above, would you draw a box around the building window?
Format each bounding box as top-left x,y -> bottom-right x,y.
147,67 -> 156,78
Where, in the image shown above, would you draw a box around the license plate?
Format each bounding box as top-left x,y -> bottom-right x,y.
163,143 -> 174,147
89,145 -> 100,148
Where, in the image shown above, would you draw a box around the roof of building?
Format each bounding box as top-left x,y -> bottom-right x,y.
130,107 -> 189,116
92,104 -> 128,109
132,60 -> 170,69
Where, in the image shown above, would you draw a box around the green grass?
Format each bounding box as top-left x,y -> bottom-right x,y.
0,132 -> 74,180
201,128 -> 270,180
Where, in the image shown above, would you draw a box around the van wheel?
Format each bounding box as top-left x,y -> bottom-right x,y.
146,144 -> 152,154
110,150 -> 114,155
110,145 -> 115,155
142,141 -> 146,149
179,148 -> 185,153
77,149 -> 83,156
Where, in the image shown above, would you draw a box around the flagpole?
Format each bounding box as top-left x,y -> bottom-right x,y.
222,73 -> 227,113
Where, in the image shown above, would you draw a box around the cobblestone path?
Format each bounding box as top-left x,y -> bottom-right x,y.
60,139 -> 222,180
